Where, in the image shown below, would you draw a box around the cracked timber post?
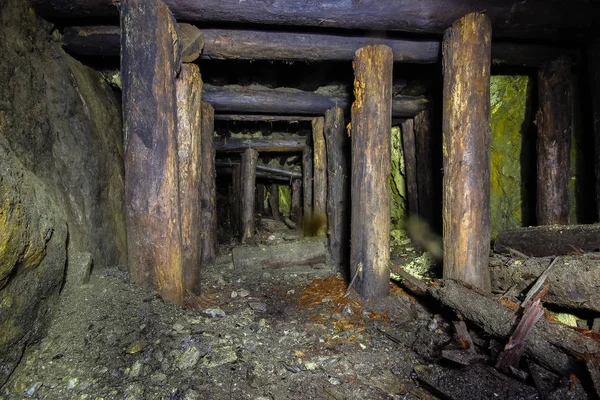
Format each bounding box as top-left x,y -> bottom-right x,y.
350,45 -> 393,299
442,12 -> 492,291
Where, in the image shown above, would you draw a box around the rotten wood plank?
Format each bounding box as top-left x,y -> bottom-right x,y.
494,223 -> 600,257
269,183 -> 280,220
536,56 -> 572,226
303,147 -> 313,220
176,64 -> 203,295
120,0 -> 184,305
442,13 -> 492,291
350,45 -> 393,299
199,102 -> 216,265
312,116 -> 327,236
324,106 -> 349,266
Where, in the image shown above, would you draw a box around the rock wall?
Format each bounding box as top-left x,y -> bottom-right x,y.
0,0 -> 126,386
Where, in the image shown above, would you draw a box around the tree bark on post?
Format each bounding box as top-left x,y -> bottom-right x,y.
120,0 -> 184,305
401,119 -> 418,216
589,42 -> 600,222
302,147 -> 313,221
269,184 -> 280,220
312,116 -> 327,235
240,148 -> 259,243
199,102 -> 216,265
536,57 -> 572,226
232,165 -> 241,234
256,183 -> 266,215
350,45 -> 393,299
324,106 -> 349,266
442,12 -> 492,291
414,107 -> 434,225
291,179 -> 303,225
176,64 -> 203,295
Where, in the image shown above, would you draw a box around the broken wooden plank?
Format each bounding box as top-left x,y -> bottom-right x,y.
490,254 -> 600,313
429,279 -> 600,376
494,224 -> 600,257
232,239 -> 326,269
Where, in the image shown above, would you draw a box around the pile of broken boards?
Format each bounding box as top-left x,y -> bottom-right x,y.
392,223 -> 600,400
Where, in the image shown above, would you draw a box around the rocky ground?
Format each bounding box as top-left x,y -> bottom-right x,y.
2,224 -> 582,400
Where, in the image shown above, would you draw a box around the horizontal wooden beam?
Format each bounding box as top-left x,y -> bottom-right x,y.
36,0 -> 595,41
215,114 -> 316,122
204,84 -> 427,117
216,160 -> 303,178
63,25 -> 575,67
217,166 -> 295,183
215,137 -> 307,152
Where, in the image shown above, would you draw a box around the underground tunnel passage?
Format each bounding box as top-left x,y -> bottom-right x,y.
1,0 -> 600,398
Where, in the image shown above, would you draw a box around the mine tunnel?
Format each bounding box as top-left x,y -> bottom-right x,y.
1,0 -> 600,398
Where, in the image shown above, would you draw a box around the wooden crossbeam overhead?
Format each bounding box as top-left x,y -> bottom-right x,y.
215,138 -> 307,152
214,114 -> 314,122
63,25 -> 576,67
204,84 -> 428,117
36,0 -> 595,41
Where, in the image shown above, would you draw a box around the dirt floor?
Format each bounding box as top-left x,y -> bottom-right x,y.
0,225 -> 589,400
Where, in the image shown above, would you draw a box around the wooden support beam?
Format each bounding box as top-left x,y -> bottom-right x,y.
291,179 -> 302,225
176,64 -> 202,295
231,165 -> 241,234
37,0 -> 595,41
215,114 -> 315,122
536,57 -> 572,226
64,24 -> 203,62
217,160 -> 302,179
350,45 -> 393,299
215,137 -> 306,153
312,117 -> 327,236
401,119 -> 418,216
414,107 -> 434,225
120,0 -> 184,305
63,25 -> 577,68
302,147 -> 313,220
199,102 -> 216,265
256,183 -> 265,215
324,107 -> 349,266
203,84 -> 427,117
240,148 -> 259,243
269,184 -> 280,220
589,42 -> 600,222
442,13 -> 492,291
218,166 -> 294,183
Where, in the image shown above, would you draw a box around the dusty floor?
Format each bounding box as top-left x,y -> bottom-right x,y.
0,227 -> 585,400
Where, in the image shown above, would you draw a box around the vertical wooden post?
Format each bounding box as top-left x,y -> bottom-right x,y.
302,147 -> 313,221
256,183 -> 266,215
324,106 -> 349,266
291,179 -> 303,225
589,42 -> 600,222
401,119 -> 418,216
120,0 -> 184,305
442,12 -> 492,291
312,116 -> 327,236
414,107 -> 434,225
240,148 -> 259,243
537,57 -> 572,225
269,183 -> 280,220
176,64 -> 202,295
199,102 -> 216,265
350,45 -> 393,299
232,164 -> 241,234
